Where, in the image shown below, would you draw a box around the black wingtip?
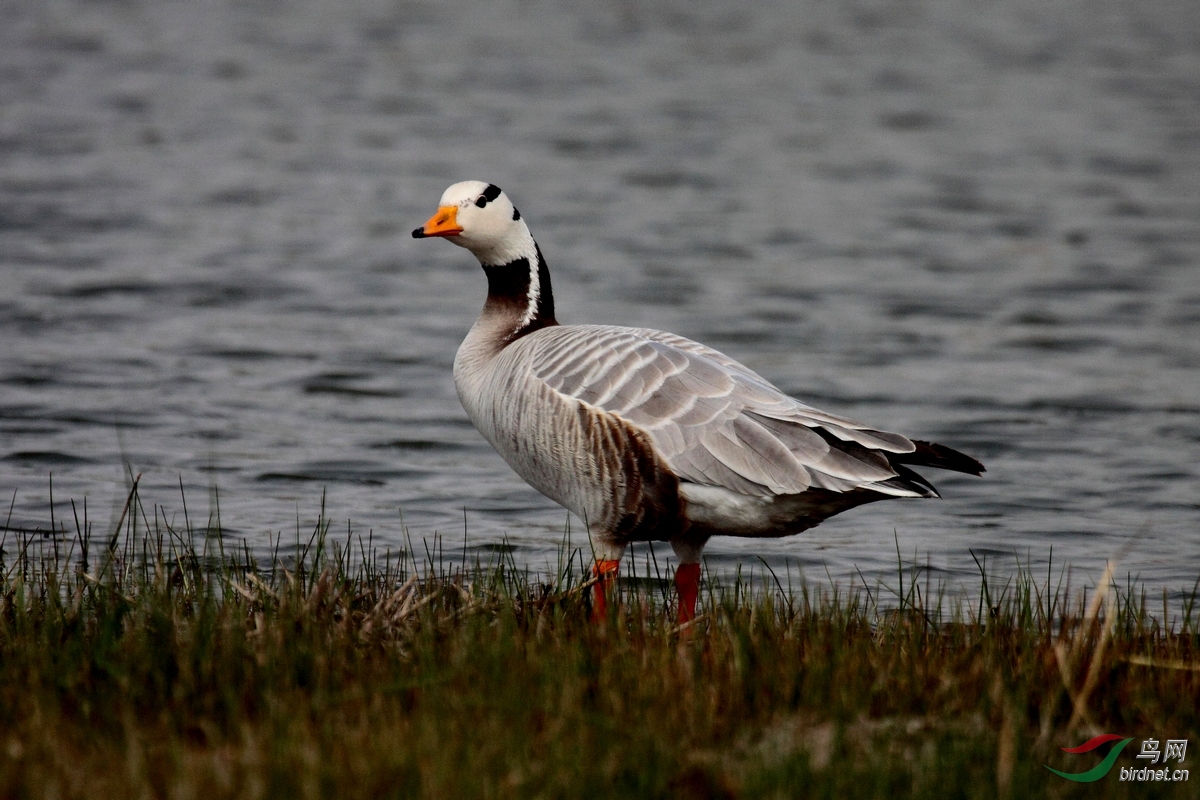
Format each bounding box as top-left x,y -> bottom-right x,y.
889,464 -> 941,498
412,228 -> 426,238
902,441 -> 986,476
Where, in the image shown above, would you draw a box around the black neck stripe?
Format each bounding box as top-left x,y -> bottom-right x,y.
481,244 -> 557,341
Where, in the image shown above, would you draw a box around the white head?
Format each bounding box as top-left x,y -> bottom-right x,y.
412,181 -> 535,267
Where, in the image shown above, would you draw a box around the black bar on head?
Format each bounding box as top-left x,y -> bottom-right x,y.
483,184 -> 502,202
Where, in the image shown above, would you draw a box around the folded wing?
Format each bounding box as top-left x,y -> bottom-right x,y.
530,325 -> 938,499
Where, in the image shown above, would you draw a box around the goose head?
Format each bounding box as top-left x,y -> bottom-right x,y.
412,180 -> 534,267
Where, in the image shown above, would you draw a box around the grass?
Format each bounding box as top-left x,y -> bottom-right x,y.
0,480 -> 1197,799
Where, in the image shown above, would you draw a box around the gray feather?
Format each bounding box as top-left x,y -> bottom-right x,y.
527,325 -> 917,498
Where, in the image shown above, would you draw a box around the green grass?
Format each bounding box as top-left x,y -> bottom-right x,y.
0,483 -> 1196,798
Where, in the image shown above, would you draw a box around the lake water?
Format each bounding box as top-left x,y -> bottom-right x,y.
2,0 -> 1198,609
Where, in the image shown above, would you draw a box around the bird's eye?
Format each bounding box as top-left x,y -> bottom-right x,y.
475,195 -> 488,208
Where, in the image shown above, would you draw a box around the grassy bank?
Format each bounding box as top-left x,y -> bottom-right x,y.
0,489 -> 1197,798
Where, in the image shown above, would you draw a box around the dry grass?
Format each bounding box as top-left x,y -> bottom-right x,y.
0,483 -> 1196,799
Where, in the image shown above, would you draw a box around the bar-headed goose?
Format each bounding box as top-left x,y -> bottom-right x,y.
414,181 -> 983,623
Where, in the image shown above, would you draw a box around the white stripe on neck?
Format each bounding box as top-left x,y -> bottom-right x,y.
520,254 -> 540,328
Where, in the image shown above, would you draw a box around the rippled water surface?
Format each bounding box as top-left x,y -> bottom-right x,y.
2,0 -> 1198,601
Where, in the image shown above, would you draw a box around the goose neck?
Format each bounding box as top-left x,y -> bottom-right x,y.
479,242 -> 557,341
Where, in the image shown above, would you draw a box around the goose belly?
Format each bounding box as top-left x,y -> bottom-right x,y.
679,482 -> 886,539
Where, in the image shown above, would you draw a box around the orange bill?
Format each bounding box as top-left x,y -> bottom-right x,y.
412,205 -> 463,238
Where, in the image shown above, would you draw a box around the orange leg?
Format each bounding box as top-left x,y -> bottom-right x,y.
591,558 -> 620,621
675,562 -> 702,625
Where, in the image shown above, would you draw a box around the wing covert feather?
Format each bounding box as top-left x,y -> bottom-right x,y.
529,325 -> 914,497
